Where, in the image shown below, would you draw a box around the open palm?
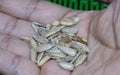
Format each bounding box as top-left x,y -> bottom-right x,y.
0,0 -> 120,75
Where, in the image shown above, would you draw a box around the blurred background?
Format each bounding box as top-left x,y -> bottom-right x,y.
0,72 -> 3,75
47,0 -> 108,10
0,0 -> 108,75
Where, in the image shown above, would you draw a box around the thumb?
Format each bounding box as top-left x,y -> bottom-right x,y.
0,48 -> 40,75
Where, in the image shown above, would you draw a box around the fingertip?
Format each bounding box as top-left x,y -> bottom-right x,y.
15,57 -> 41,75
41,60 -> 71,75
0,49 -> 40,75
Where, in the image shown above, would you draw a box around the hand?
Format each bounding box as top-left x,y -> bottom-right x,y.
0,0 -> 71,75
72,0 -> 120,75
0,0 -> 119,75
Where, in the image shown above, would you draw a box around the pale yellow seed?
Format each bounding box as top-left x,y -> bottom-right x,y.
65,56 -> 73,62
61,27 -> 78,36
31,49 -> 37,63
20,36 -> 30,42
60,18 -> 74,26
82,37 -> 88,43
48,32 -> 61,40
72,16 -> 80,24
52,20 -> 60,26
51,57 -> 62,62
57,46 -> 77,56
36,44 -> 55,52
59,60 -> 74,71
74,53 -> 87,67
71,41 -> 89,52
64,44 -> 71,47
30,37 -> 37,48
37,52 -> 44,64
70,51 -> 81,64
44,26 -> 65,38
37,42 -> 41,46
37,55 -> 51,67
46,24 -> 51,31
32,22 -> 43,33
48,52 -> 66,58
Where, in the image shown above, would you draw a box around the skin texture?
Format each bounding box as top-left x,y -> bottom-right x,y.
0,0 -> 120,75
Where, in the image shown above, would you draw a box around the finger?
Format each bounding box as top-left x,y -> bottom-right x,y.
0,48 -> 40,75
0,9 -> 94,40
0,4 -> 96,42
0,34 -> 30,58
0,12 -> 34,37
41,60 -> 70,75
0,4 -> 70,37
0,0 -> 71,24
89,0 -> 120,49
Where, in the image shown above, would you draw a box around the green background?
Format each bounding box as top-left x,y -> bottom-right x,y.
47,0 -> 108,10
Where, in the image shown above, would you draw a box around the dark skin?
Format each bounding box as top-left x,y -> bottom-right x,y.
0,0 -> 120,75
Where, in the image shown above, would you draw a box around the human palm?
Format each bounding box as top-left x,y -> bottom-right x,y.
0,0 -> 120,75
